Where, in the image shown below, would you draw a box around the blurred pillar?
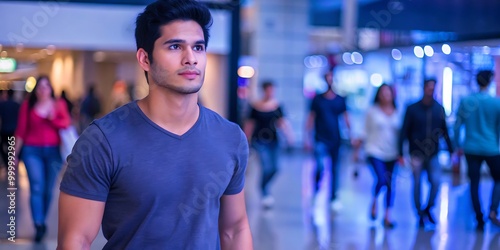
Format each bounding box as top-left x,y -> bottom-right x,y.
228,0 -> 241,125
342,0 -> 358,50
252,0 -> 310,146
495,56 -> 500,96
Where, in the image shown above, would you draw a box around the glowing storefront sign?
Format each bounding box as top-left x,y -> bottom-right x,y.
0,58 -> 16,73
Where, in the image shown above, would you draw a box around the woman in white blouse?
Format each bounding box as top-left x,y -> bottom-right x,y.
364,84 -> 400,228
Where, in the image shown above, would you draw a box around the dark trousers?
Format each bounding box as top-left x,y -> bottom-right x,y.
411,155 -> 441,214
367,156 -> 397,208
313,141 -> 340,201
465,154 -> 500,223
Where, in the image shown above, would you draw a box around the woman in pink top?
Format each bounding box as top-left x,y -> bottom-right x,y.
15,75 -> 71,242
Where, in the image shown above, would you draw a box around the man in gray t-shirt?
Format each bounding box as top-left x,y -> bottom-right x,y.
57,1 -> 253,249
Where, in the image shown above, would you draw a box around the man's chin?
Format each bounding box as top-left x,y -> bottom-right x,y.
171,85 -> 202,95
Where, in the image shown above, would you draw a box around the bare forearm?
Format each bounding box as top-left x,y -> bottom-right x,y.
220,226 -> 253,250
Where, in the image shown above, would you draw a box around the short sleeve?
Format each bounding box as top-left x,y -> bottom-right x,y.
248,107 -> 257,120
277,106 -> 284,119
60,124 -> 114,202
224,129 -> 249,195
310,97 -> 318,112
341,96 -> 347,113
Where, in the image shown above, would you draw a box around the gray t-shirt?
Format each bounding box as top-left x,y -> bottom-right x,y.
60,101 -> 248,249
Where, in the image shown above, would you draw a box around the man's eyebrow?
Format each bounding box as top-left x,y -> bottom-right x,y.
164,39 -> 185,45
163,39 -> 206,45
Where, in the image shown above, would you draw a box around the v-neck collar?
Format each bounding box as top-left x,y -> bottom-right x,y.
132,100 -> 203,140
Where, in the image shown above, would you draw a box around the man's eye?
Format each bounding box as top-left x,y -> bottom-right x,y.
194,45 -> 205,51
169,44 -> 180,50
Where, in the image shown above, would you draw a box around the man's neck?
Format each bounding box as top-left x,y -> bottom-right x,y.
323,89 -> 336,99
137,86 -> 199,135
422,96 -> 434,105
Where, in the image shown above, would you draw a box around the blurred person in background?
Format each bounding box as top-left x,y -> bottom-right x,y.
359,84 -> 400,228
15,75 -> 71,242
0,89 -> 21,170
454,70 -> 500,231
244,81 -> 294,209
60,90 -> 74,117
398,79 -> 454,228
305,71 -> 353,211
111,80 -> 131,109
79,85 -> 101,132
57,0 -> 253,249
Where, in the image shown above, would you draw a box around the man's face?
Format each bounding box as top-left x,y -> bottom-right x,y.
263,86 -> 274,99
325,72 -> 333,87
424,81 -> 436,98
148,20 -> 207,94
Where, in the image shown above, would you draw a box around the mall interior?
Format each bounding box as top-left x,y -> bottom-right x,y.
1,0 -> 500,249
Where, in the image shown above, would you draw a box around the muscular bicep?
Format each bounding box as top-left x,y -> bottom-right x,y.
219,190 -> 248,228
219,190 -> 253,249
57,192 -> 104,250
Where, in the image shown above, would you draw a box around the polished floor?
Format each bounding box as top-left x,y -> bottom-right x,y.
1,146 -> 499,249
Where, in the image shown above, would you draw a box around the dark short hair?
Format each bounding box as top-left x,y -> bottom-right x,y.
423,78 -> 436,88
373,83 -> 396,108
476,70 -> 493,87
7,89 -> 14,98
261,81 -> 274,90
135,0 -> 213,80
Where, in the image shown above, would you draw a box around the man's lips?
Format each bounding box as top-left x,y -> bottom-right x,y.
178,70 -> 200,75
178,70 -> 200,79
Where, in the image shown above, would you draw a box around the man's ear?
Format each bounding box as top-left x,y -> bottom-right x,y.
136,48 -> 150,72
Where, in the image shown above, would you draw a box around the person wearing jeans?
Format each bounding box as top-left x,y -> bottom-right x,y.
361,84 -> 400,228
454,70 -> 500,230
399,79 -> 454,228
15,75 -> 71,242
244,81 -> 294,208
305,71 -> 352,211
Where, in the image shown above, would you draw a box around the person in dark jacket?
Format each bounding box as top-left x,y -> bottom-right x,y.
79,86 -> 101,132
0,90 -> 20,168
399,79 -> 454,228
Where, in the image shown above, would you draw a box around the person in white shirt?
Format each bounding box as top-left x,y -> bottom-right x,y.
362,84 -> 400,228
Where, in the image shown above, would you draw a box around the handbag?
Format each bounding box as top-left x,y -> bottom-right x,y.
59,125 -> 79,161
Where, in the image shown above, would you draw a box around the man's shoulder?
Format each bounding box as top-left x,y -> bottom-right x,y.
92,102 -> 137,132
202,106 -> 238,125
404,102 -> 418,113
201,106 -> 243,137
